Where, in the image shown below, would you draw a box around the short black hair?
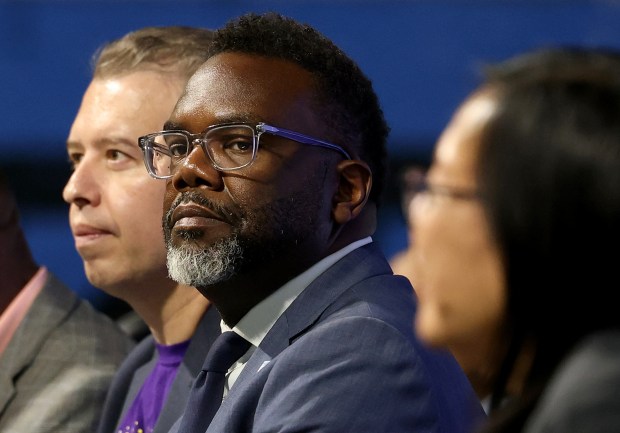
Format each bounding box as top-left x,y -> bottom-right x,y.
208,12 -> 390,205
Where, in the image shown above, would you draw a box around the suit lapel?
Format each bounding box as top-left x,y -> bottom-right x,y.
209,243 -> 394,431
0,273 -> 79,414
235,243 -> 390,381
273,242 -> 389,348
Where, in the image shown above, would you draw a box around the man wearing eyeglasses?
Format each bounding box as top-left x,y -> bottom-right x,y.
146,13 -> 484,433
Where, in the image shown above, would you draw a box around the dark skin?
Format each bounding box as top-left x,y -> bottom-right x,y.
0,179 -> 39,314
163,53 -> 375,326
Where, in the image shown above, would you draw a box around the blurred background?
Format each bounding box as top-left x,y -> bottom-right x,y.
2,0 -> 620,310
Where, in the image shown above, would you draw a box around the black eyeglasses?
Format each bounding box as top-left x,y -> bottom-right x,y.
138,122 -> 351,179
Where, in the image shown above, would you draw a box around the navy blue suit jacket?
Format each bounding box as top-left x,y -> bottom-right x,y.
171,243 -> 485,432
97,306 -> 221,433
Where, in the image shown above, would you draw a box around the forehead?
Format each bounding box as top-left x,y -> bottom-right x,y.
69,71 -> 187,143
81,72 -> 184,121
172,52 -> 322,132
431,90 -> 498,182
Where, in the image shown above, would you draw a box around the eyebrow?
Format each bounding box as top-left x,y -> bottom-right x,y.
163,120 -> 183,131
66,140 -> 84,152
66,137 -> 139,151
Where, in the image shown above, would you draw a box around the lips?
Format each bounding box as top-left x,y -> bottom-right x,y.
70,222 -> 115,254
171,202 -> 228,229
72,223 -> 111,237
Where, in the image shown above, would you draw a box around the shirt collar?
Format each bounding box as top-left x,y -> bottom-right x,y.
222,237 -> 373,347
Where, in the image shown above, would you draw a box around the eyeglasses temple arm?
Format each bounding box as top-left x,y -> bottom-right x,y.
258,123 -> 351,159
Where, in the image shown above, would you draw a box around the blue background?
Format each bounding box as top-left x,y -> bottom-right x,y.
2,0 -> 620,308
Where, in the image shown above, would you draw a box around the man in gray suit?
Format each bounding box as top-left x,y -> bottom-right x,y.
0,169 -> 134,432
63,26 -> 221,433
140,13 -> 485,433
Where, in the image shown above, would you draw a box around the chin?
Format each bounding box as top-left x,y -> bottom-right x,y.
414,312 -> 446,347
85,266 -> 126,295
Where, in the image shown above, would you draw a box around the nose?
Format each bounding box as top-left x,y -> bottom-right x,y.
171,143 -> 224,192
63,157 -> 100,209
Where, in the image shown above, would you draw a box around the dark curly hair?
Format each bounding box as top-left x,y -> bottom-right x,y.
207,12 -> 390,205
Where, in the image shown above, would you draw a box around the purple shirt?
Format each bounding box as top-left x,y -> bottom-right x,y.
116,339 -> 190,433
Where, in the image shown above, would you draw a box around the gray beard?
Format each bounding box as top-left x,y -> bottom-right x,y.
167,236 -> 243,288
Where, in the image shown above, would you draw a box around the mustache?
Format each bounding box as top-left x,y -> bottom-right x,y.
164,191 -> 241,230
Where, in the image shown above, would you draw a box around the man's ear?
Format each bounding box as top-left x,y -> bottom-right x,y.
332,160 -> 372,224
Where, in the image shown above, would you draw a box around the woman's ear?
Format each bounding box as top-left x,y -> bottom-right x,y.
332,160 -> 372,224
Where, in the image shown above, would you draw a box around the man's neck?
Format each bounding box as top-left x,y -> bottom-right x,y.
136,285 -> 211,345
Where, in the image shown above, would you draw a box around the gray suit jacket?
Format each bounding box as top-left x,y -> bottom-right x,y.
96,306 -> 221,433
523,330 -> 620,433
0,272 -> 135,433
172,243 -> 485,433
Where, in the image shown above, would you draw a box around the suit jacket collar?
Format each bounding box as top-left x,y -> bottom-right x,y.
258,242 -> 390,357
222,242 -> 393,407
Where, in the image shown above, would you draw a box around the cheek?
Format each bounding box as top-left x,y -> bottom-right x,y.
118,178 -> 167,238
235,160 -> 328,208
126,175 -> 166,207
412,204 -> 506,349
163,181 -> 177,215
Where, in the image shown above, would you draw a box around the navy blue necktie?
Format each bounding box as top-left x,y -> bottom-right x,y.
178,331 -> 251,433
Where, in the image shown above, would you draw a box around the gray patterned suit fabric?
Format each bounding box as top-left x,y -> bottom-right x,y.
170,243 -> 485,433
0,272 -> 135,433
